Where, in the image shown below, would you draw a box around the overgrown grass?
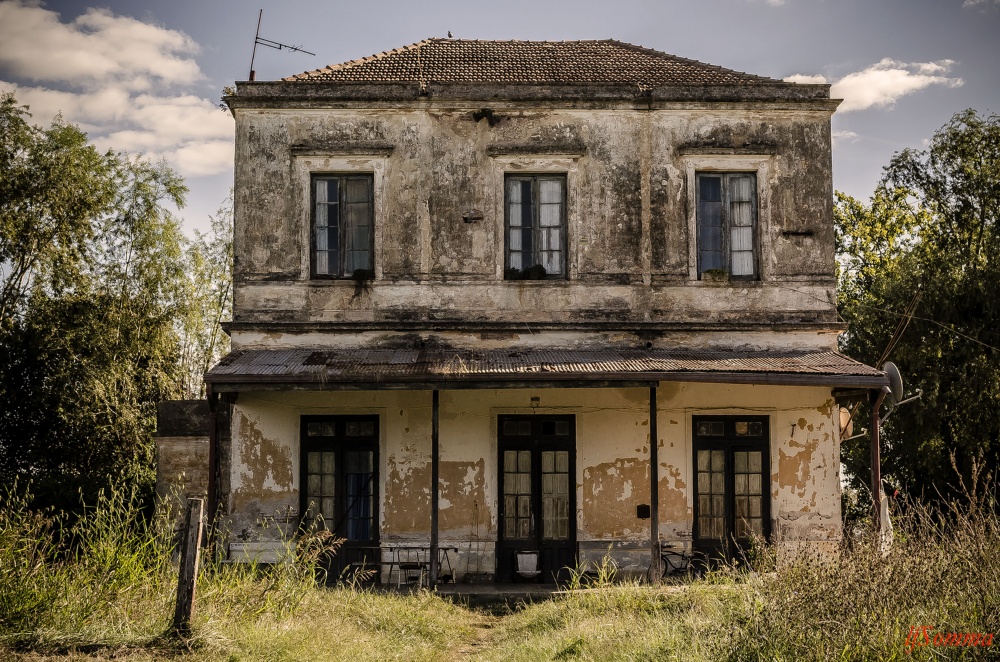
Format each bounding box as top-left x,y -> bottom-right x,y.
1,481 -> 997,660
482,494 -> 1000,661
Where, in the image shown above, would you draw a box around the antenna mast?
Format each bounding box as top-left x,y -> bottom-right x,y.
248,9 -> 315,81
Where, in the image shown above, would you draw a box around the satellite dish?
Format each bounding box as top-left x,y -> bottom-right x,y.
883,362 -> 904,405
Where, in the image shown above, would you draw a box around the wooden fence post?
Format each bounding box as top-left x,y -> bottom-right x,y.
173,497 -> 204,636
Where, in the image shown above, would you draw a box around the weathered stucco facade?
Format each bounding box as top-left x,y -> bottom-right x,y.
208,39 -> 884,582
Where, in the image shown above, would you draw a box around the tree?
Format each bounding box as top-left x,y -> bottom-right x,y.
0,93 -> 118,326
0,94 -> 190,511
837,109 -> 1000,501
176,193 -> 233,399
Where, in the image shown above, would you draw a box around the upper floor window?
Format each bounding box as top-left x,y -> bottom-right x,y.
697,173 -> 757,280
505,174 -> 566,280
312,174 -> 373,278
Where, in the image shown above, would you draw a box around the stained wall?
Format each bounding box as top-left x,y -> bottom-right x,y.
222,383 -> 841,577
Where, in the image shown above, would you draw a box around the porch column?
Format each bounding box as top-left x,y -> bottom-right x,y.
649,385 -> 659,572
430,389 -> 440,587
870,387 -> 887,535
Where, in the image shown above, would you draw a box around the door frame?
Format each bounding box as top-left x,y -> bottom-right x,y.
300,414 -> 380,583
691,415 -> 771,563
496,414 -> 577,583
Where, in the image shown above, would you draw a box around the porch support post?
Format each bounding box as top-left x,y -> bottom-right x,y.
870,387 -> 887,536
649,385 -> 659,572
430,389 -> 440,587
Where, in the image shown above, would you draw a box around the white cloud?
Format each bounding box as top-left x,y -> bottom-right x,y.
784,74 -> 828,85
785,59 -> 963,113
832,130 -> 858,145
0,1 -> 203,90
963,0 -> 1000,7
0,2 -> 231,178
831,59 -> 963,112
171,141 -> 235,177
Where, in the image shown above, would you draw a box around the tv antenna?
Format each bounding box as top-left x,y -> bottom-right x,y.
248,9 -> 315,81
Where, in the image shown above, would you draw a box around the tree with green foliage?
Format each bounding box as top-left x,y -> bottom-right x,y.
0,93 -> 193,511
837,109 -> 1000,501
176,194 -> 232,399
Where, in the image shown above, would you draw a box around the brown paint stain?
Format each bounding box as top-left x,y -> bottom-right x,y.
383,458 -> 431,533
816,399 -> 835,418
231,413 -> 294,511
797,417 -> 808,429
581,458 -> 647,537
669,420 -> 678,425
777,438 -> 819,498
438,459 -> 492,535
659,466 -> 690,522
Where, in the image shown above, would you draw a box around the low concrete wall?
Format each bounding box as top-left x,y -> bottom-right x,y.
155,400 -> 211,506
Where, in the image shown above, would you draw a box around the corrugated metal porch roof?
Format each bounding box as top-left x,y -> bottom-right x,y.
205,348 -> 885,391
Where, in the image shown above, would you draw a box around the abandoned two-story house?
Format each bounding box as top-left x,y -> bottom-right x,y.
202,38 -> 886,584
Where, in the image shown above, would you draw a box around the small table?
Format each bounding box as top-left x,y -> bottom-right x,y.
389,545 -> 458,587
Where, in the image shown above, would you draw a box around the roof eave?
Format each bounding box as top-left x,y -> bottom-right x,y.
205,370 -> 887,392
228,80 -> 834,109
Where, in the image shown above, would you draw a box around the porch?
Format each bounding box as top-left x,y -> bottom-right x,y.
204,347 -> 885,586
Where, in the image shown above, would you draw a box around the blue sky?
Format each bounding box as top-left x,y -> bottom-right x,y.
2,0 -> 998,234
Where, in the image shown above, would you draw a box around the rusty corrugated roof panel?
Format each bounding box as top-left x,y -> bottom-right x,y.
283,39 -> 783,88
206,348 -> 884,390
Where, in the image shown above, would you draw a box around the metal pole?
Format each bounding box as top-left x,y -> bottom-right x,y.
430,389 -> 440,587
248,9 -> 262,81
649,385 -> 660,576
870,388 -> 887,535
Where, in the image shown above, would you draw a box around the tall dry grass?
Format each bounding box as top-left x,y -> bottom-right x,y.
1,477 -> 997,660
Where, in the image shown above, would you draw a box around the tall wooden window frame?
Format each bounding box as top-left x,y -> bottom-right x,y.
695,172 -> 759,280
504,174 -> 568,280
310,174 -> 375,279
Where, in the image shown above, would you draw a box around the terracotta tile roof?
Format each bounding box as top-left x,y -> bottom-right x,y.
206,348 -> 884,390
283,38 -> 782,88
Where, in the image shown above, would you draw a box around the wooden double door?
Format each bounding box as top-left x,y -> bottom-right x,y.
496,415 -> 576,583
692,416 -> 771,563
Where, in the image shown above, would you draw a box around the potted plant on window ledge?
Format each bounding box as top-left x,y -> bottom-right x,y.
701,269 -> 730,284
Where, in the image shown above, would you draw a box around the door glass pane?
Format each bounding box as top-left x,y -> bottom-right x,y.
542,450 -> 570,541
696,450 -> 727,541
503,448 -> 533,540
344,450 -> 374,541
504,450 -> 517,472
733,450 -> 764,541
555,451 -> 569,473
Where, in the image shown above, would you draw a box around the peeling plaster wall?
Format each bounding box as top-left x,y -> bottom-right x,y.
231,104 -> 838,330
655,382 -> 842,561
223,383 -> 840,578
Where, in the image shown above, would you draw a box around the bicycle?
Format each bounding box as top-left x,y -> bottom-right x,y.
645,543 -> 706,583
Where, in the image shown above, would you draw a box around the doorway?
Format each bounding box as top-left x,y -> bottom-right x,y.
300,415 -> 379,583
496,415 -> 576,583
692,416 -> 771,563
